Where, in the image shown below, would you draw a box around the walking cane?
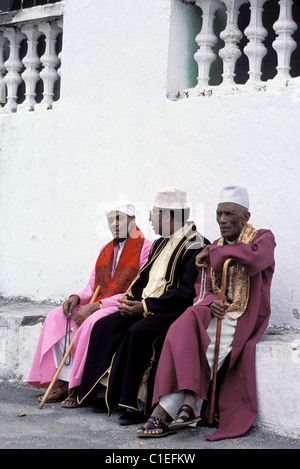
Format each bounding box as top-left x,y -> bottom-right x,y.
39,285 -> 100,409
208,258 -> 237,424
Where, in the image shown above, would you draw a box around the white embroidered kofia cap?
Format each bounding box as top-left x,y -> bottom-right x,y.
153,187 -> 188,209
219,186 -> 249,210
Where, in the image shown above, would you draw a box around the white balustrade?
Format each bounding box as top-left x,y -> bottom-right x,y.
272,0 -> 298,85
244,0 -> 269,89
3,29 -> 26,112
194,0 -> 224,91
38,21 -> 62,109
0,5 -> 63,112
219,0 -> 248,89
20,25 -> 43,111
175,0 -> 300,99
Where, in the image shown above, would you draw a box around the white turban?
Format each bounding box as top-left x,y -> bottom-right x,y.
105,203 -> 135,217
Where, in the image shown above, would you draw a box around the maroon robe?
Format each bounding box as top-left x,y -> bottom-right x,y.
152,229 -> 276,441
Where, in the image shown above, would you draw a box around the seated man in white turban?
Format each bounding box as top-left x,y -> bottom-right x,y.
138,186 -> 276,441
28,204 -> 152,407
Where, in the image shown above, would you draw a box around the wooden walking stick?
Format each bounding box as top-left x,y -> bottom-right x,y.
208,258 -> 237,424
39,285 -> 100,409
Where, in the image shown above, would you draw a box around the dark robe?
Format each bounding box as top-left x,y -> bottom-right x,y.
78,222 -> 209,414
152,229 -> 276,441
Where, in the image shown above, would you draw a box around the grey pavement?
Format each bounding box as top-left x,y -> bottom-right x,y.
0,382 -> 299,452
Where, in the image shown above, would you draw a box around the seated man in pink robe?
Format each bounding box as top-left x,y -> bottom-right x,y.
28,204 -> 152,407
137,186 -> 276,441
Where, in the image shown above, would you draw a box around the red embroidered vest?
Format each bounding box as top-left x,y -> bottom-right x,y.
94,226 -> 145,301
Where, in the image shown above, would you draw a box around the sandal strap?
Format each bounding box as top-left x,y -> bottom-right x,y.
141,416 -> 168,432
38,386 -> 67,402
175,404 -> 195,422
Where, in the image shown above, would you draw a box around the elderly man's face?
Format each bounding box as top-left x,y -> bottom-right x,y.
216,203 -> 250,241
107,211 -> 135,241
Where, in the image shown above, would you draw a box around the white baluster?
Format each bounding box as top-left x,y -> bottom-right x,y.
194,0 -> 224,93
244,0 -> 269,90
0,31 -> 7,108
56,19 -> 63,79
219,0 -> 248,90
20,24 -> 43,111
271,0 -> 297,86
3,28 -> 26,112
38,21 -> 62,109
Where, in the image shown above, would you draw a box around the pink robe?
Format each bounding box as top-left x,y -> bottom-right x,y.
27,238 -> 152,389
152,229 -> 276,441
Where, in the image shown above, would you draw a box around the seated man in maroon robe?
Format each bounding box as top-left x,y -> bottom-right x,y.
137,186 -> 276,441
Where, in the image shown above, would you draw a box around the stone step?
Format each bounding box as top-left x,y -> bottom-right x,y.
0,297 -> 299,439
255,330 -> 300,439
0,298 -> 59,382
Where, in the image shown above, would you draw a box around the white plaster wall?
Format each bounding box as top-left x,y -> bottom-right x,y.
0,0 -> 300,329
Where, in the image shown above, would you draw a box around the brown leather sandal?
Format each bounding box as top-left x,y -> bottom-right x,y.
168,404 -> 202,430
137,416 -> 176,438
38,386 -> 68,403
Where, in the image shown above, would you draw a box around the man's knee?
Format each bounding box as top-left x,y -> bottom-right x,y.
124,318 -> 157,348
46,305 -> 64,324
90,311 -> 125,339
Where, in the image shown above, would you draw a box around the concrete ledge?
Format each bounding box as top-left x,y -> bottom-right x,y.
256,329 -> 300,439
0,297 -> 59,382
0,297 -> 299,439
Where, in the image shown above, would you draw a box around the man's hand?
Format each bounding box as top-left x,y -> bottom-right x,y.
195,246 -> 210,271
118,298 -> 144,317
73,302 -> 101,327
62,295 -> 80,318
210,299 -> 230,319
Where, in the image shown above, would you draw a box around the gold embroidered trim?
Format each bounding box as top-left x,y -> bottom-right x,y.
126,238 -> 169,297
164,224 -> 203,292
105,353 -> 116,416
125,223 -> 202,299
117,337 -> 160,413
76,354 -> 115,408
142,299 -> 154,317
211,223 -> 257,320
136,337 -> 159,410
